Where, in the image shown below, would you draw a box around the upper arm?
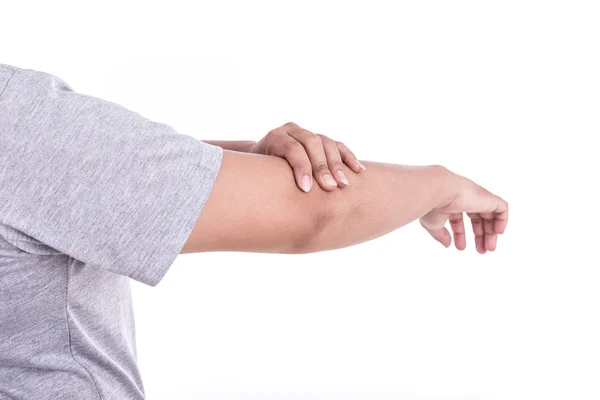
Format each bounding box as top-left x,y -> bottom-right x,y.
0,66 -> 223,286
180,149 -> 325,254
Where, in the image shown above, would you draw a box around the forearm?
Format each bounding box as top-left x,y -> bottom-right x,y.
299,161 -> 452,253
182,150 -> 453,254
202,140 -> 256,153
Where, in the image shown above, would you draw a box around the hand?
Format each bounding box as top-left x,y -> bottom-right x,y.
419,169 -> 509,254
249,122 -> 366,192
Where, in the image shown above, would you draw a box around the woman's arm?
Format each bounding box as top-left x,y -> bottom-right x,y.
181,150 -> 508,255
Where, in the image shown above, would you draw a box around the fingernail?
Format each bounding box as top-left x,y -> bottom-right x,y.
324,174 -> 337,186
356,160 -> 366,171
301,175 -> 312,192
336,170 -> 349,185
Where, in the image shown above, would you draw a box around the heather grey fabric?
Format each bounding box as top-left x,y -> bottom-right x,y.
0,64 -> 223,399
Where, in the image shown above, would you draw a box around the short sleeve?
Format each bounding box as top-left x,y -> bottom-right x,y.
0,66 -> 223,286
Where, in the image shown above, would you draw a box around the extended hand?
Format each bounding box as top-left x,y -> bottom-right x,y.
250,122 -> 366,192
420,170 -> 509,254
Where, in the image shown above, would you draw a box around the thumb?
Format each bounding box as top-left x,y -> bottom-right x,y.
420,214 -> 451,247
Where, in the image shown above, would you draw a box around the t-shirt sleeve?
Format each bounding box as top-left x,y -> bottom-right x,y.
0,66 -> 223,286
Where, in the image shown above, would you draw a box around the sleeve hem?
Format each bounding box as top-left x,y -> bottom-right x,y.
129,142 -> 224,287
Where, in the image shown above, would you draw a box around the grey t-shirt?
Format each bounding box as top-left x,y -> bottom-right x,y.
0,64 -> 223,399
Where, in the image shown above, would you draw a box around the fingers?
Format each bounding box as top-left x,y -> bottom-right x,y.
481,213 -> 497,252
448,213 -> 466,250
287,128 -> 338,191
267,131 -> 314,192
467,213 -> 487,254
493,198 -> 509,234
335,140 -> 364,173
464,194 -> 508,253
318,134 -> 349,187
468,212 -> 505,254
266,122 -> 365,192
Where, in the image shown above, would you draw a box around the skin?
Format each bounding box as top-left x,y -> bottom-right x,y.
183,122 -> 508,255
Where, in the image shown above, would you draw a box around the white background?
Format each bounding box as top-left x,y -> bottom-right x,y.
2,1 -> 599,399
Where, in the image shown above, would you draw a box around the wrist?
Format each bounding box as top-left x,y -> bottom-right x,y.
244,140 -> 258,153
431,165 -> 460,209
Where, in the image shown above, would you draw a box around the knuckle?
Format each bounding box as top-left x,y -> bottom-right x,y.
283,140 -> 301,152
329,160 -> 344,170
324,137 -> 338,147
266,129 -> 280,139
306,134 -> 322,146
313,164 -> 330,173
284,121 -> 298,128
